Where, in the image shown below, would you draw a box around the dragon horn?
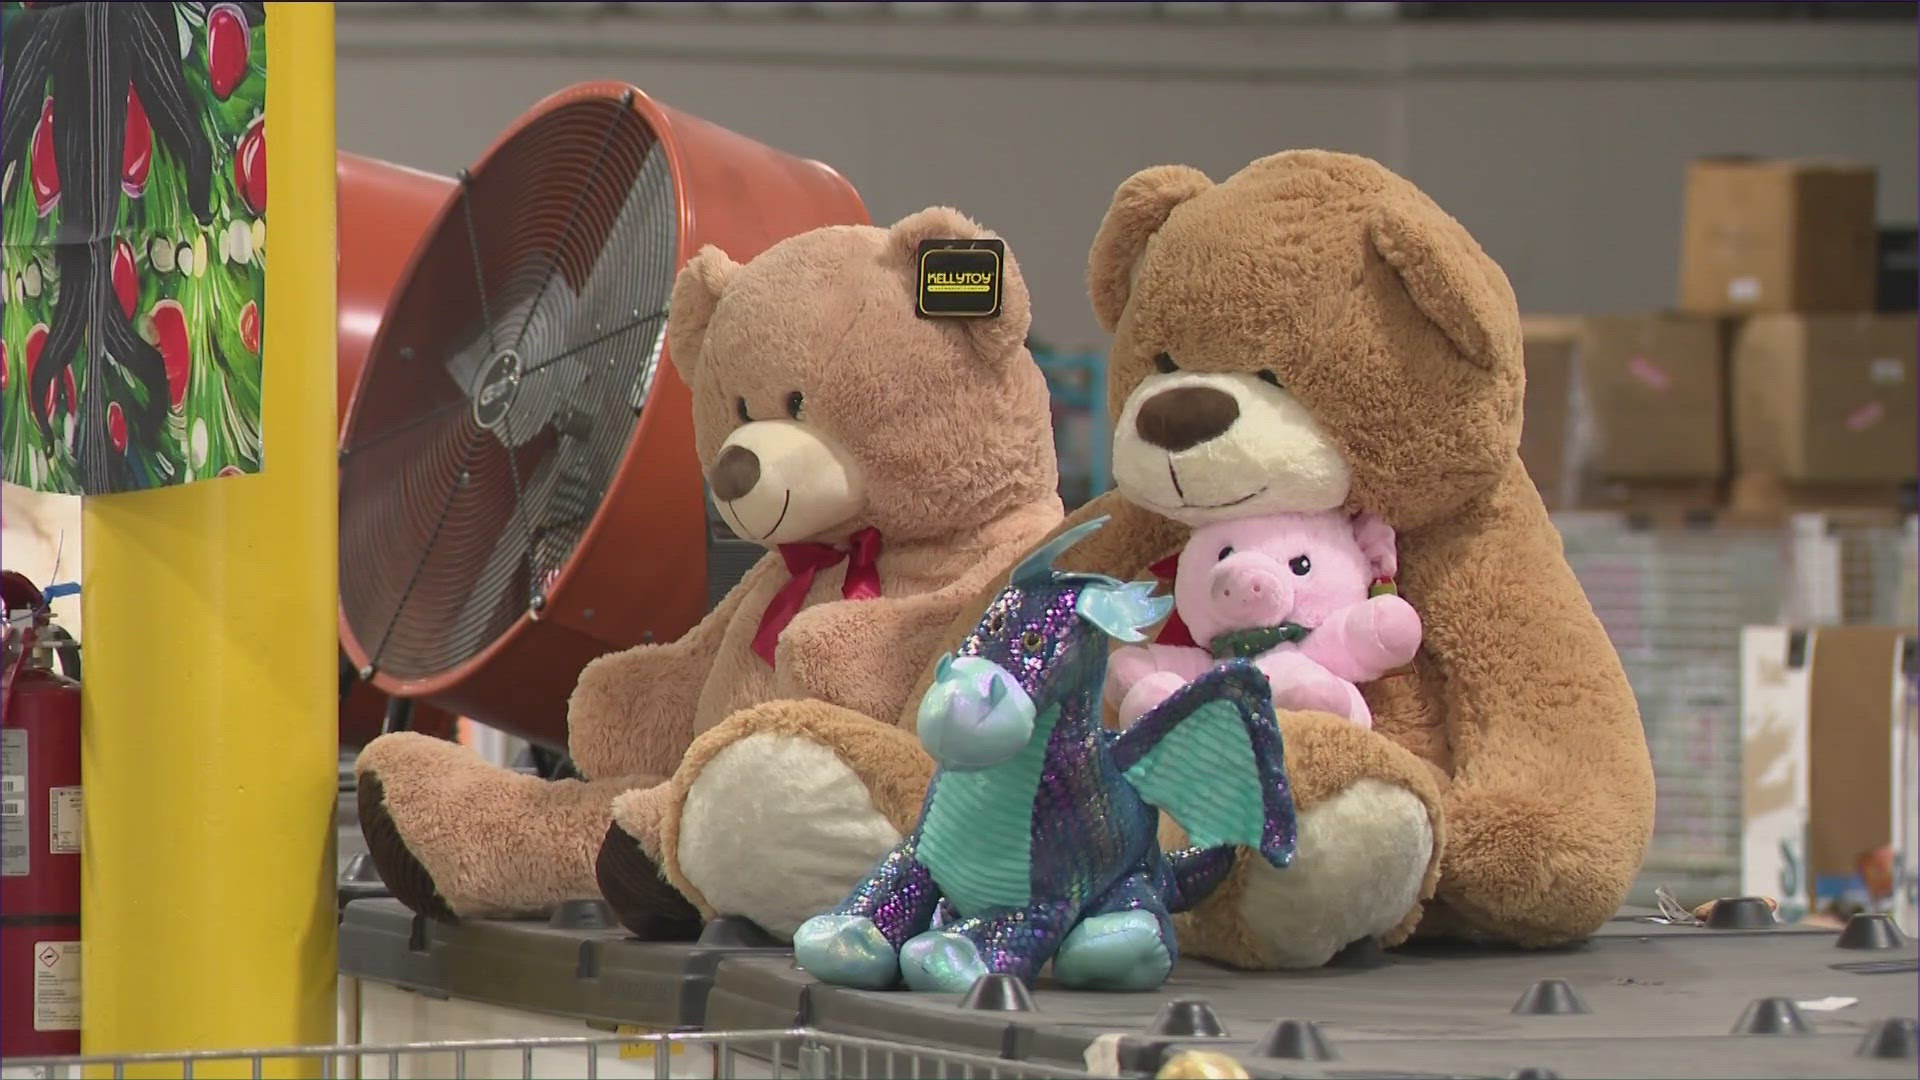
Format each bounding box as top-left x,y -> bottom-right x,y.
1009,517 -> 1110,589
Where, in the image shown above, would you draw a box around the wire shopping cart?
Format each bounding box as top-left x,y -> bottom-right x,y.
0,1027 -> 1101,1080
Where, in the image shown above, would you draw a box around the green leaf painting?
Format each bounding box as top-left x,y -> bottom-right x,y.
2,1 -> 267,495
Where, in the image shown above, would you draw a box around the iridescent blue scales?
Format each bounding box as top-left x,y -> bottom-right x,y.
793,517 -> 1298,993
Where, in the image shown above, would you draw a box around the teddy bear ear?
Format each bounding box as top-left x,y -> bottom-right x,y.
665,245 -> 741,383
1351,512 -> 1398,579
1368,200 -> 1522,373
1087,165 -> 1214,333
888,206 -> 1032,369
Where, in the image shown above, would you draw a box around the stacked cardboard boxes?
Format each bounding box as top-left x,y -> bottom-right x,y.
1519,312 -> 1734,512
1516,158 -> 1916,516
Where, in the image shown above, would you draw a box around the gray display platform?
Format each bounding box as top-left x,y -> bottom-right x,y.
338,897 -> 1918,1078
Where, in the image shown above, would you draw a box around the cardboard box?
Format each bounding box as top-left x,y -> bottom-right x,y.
1518,316 -> 1587,509
1679,158 -> 1879,316
1741,625 -> 1919,932
1877,225 -> 1917,313
1807,627 -> 1917,933
1740,627 -> 1815,924
1732,313 -> 1918,483
1578,314 -> 1728,481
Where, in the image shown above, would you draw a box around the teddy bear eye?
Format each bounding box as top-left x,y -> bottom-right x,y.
1289,555 -> 1312,576
1152,351 -> 1178,374
985,610 -> 1005,636
1257,369 -> 1283,388
785,391 -> 805,420
735,396 -> 751,423
1020,629 -> 1045,652
1217,546 -> 1234,561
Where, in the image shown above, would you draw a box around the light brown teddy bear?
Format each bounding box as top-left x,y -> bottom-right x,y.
903,151 -> 1656,968
356,208 -> 1064,940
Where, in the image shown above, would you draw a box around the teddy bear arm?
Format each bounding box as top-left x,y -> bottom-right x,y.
774,582 -> 984,726
1430,612 -> 1656,943
567,558 -> 778,780
1050,492 -> 1190,580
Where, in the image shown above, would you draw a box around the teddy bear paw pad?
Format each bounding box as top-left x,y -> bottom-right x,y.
900,930 -> 991,993
793,915 -> 899,990
356,772 -> 458,924
593,823 -> 703,941
1053,910 -> 1172,991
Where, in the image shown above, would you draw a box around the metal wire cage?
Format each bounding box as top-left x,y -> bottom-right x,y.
0,1028 -> 1100,1080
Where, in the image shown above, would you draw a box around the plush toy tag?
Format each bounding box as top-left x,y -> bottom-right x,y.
916,238 -> 1004,318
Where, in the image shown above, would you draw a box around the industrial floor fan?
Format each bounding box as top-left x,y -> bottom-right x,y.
336,152 -> 459,748
336,82 -> 867,749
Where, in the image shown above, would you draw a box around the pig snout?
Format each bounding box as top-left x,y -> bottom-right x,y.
1208,556 -> 1291,625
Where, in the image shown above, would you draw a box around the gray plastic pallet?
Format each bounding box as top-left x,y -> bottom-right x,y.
338,898 -> 1918,1077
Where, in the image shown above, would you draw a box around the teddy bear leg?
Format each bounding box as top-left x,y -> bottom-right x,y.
1170,711 -> 1443,970
660,701 -> 937,939
356,732 -> 650,921
597,783 -> 704,940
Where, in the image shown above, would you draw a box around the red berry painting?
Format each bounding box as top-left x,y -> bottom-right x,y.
2,1 -> 267,495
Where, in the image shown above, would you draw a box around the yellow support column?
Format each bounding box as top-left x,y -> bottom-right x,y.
80,5 -> 337,1073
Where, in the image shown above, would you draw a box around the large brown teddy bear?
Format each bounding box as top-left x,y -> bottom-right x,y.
903,151 -> 1656,969
357,208 -> 1064,939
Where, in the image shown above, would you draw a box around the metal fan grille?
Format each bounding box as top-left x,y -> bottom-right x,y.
339,94 -> 677,682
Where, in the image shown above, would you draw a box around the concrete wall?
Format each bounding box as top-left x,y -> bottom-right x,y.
336,12 -> 1918,347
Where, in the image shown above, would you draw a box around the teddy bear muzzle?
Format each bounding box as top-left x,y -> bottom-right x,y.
1111,371 -> 1353,526
708,418 -> 865,544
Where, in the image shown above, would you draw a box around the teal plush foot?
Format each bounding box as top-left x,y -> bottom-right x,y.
899,931 -> 991,993
1052,911 -> 1172,992
792,915 -> 899,990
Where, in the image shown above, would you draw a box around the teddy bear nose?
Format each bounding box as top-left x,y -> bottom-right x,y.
707,445 -> 761,502
1134,386 -> 1239,453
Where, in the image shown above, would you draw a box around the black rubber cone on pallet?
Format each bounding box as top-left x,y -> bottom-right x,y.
1836,912 -> 1908,950
1703,896 -> 1778,929
959,972 -> 1035,1012
1856,1018 -> 1918,1059
1149,999 -> 1228,1038
1511,979 -> 1589,1015
1255,1019 -> 1336,1060
342,852 -> 383,885
548,898 -> 617,931
1731,997 -> 1810,1035
699,915 -> 783,948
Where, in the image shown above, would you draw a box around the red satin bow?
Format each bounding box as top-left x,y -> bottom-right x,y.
1147,553 -> 1199,648
751,526 -> 884,666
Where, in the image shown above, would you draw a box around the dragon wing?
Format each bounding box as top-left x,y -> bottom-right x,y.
1107,660 -> 1296,870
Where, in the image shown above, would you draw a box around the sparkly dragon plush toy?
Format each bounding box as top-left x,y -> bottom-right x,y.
793,517 -> 1297,993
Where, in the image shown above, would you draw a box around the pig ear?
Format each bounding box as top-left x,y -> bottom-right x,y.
1351,513 -> 1398,579
666,245 -> 741,383
888,206 -> 1031,370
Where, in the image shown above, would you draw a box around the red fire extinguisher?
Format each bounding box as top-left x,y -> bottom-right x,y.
0,570 -> 82,1056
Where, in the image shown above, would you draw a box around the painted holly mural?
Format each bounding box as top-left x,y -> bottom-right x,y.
1,1 -> 267,495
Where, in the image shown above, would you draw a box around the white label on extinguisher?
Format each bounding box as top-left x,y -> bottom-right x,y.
32,941 -> 81,1031
2,728 -> 26,877
49,786 -> 81,855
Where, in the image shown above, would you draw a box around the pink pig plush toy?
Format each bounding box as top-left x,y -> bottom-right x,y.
1105,512 -> 1420,730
